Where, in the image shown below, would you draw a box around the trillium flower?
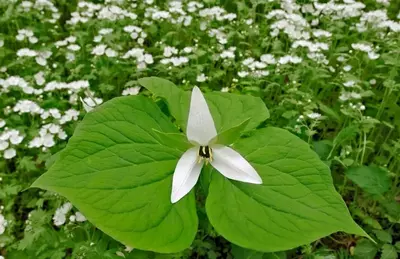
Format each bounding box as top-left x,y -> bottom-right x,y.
171,87 -> 262,203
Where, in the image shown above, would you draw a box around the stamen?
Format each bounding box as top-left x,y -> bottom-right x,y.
198,146 -> 213,163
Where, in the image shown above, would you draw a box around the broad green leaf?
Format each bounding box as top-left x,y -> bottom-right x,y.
212,119 -> 250,146
372,229 -> 392,243
152,129 -> 191,152
333,125 -> 359,147
354,239 -> 378,259
345,166 -> 391,195
263,251 -> 286,259
32,96 -> 198,253
231,245 -> 264,259
381,244 -> 398,259
138,77 -> 269,133
313,140 -> 333,161
206,127 -> 368,252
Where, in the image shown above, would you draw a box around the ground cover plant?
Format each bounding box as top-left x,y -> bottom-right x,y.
0,0 -> 399,258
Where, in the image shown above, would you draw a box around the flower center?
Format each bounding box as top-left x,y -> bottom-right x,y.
198,146 -> 213,163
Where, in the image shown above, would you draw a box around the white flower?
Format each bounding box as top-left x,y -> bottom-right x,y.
34,71 -> 46,85
0,214 -> 7,234
343,65 -> 352,72
171,87 -> 262,203
53,202 -> 72,226
122,86 -> 141,96
0,140 -> 8,151
80,96 -> 103,112
196,73 -> 207,82
343,81 -> 355,87
368,52 -> 380,60
163,46 -> 178,57
260,54 -> 276,64
238,71 -> 249,77
307,112 -> 321,119
75,212 -> 86,222
0,119 -> 5,128
67,44 -> 81,51
92,44 -> 107,56
4,148 -> 16,159
17,48 -> 37,57
105,48 -> 118,57
370,79 -> 376,85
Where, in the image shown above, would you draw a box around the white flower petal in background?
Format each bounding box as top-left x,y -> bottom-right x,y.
4,148 -> 16,159
122,86 -> 141,96
0,214 -> 8,234
75,212 -> 86,222
0,141 -> 9,151
186,86 -> 217,145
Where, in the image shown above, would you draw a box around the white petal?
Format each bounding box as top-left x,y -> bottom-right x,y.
211,145 -> 262,184
186,86 -> 217,146
171,147 -> 203,203
80,97 -> 93,112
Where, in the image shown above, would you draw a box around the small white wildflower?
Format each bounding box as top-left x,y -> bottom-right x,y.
238,71 -> 249,78
221,87 -> 229,92
343,65 -> 352,72
183,47 -> 193,53
163,46 -> 178,57
343,81 -> 355,87
105,48 -> 118,57
93,35 -> 102,42
367,52 -> 380,60
307,113 -> 321,119
0,214 -> 7,234
122,86 -> 141,96
34,72 -> 46,86
260,54 -> 276,64
17,48 -> 37,57
143,54 -> 154,64
196,73 -> 207,82
0,120 -> 5,128
69,215 -> 76,222
92,44 -> 107,56
369,79 -> 376,85
53,202 -> 72,226
4,148 -> 16,159
75,212 -> 86,222
0,140 -> 9,151
67,44 -> 81,52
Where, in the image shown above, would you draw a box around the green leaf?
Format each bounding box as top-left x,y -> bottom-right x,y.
231,245 -> 264,259
381,244 -> 398,259
333,125 -> 359,147
345,166 -> 391,195
318,102 -> 341,122
263,251 -> 286,259
152,129 -> 191,152
206,127 -> 368,252
313,140 -> 333,161
372,230 -> 392,243
353,239 -> 378,259
138,77 -> 269,133
212,119 -> 250,146
32,96 -> 197,253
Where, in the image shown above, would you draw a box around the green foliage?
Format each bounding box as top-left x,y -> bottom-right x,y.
345,166 -> 391,195
33,96 -> 198,253
1,0 -> 400,257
